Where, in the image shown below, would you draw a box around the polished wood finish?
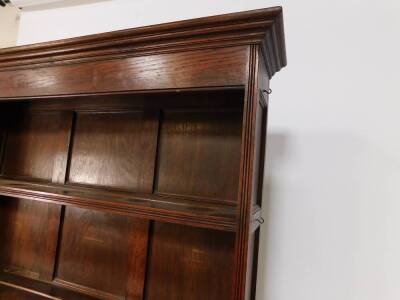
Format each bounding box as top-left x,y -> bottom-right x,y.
2,112 -> 70,181
69,111 -> 158,191
0,47 -> 249,99
0,198 -> 61,281
145,223 -> 235,300
0,7 -> 286,300
0,178 -> 237,232
156,109 -> 242,203
0,7 -> 285,76
55,207 -> 149,300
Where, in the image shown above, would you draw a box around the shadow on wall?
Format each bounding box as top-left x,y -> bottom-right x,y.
20,0 -> 111,11
256,130 -> 400,300
256,132 -> 288,300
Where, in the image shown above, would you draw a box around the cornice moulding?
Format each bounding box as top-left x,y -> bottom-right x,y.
0,6 -> 287,77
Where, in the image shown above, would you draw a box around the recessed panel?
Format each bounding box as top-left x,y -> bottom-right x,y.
55,207 -> 149,299
2,112 -> 68,181
146,223 -> 235,300
0,197 -> 62,280
68,111 -> 158,192
253,99 -> 268,207
156,110 -> 242,202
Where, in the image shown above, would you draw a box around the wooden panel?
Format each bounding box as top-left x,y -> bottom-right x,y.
0,47 -> 249,99
249,228 -> 261,300
232,45 -> 270,300
156,110 -> 242,203
0,197 -> 62,281
252,97 -> 268,208
145,223 -> 235,300
55,207 -> 149,300
2,112 -> 71,182
253,53 -> 270,208
52,112 -> 74,184
0,111 -> 6,170
68,111 -> 158,192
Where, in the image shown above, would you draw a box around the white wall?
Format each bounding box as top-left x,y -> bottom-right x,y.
0,5 -> 20,48
17,1 -> 400,300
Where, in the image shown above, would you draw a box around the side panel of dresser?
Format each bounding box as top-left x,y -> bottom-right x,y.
233,45 -> 270,300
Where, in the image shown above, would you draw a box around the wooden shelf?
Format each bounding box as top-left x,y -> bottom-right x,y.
0,7 -> 287,299
0,179 -> 237,232
0,272 -> 97,300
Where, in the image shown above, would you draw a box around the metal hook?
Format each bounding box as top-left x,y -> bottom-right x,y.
263,88 -> 272,95
256,217 -> 265,224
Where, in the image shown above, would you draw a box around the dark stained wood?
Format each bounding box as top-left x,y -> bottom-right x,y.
145,223 -> 235,300
0,47 -> 249,99
68,111 -> 159,192
1,112 -> 71,181
0,7 -> 287,300
0,118 -> 6,172
245,50 -> 271,300
0,198 -> 61,281
55,207 -> 149,300
233,45 -> 260,300
19,88 -> 244,111
252,54 -> 270,209
0,178 -> 237,232
233,44 -> 274,300
52,112 -> 74,184
249,228 -> 261,300
156,109 -> 242,203
252,97 -> 268,208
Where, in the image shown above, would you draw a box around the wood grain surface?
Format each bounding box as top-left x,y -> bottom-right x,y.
156,109 -> 242,203
2,112 -> 69,181
0,7 -> 287,300
68,111 -> 158,192
0,47 -> 249,99
145,223 -> 235,300
55,207 -> 149,300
